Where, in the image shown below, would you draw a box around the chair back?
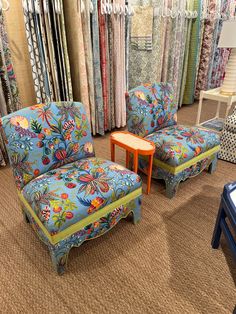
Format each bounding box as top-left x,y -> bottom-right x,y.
0,102 -> 95,190
127,82 -> 177,137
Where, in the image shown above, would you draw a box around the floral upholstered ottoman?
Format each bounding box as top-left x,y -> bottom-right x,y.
1,102 -> 142,274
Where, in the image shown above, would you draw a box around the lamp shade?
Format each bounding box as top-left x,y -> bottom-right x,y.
218,20 -> 236,48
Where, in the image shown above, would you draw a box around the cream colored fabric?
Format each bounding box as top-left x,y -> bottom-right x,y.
131,6 -> 153,50
63,0 -> 91,121
81,1 -> 96,134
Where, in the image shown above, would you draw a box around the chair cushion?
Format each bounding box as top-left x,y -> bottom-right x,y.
145,125 -> 220,167
21,157 -> 142,235
127,82 -> 177,137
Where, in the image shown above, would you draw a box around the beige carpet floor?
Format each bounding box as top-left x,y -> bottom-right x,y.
0,101 -> 235,313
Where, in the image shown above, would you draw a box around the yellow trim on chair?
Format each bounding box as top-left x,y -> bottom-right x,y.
141,145 -> 220,175
18,187 -> 142,245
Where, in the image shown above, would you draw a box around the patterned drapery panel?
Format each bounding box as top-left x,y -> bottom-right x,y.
22,0 -> 73,104
0,11 -> 21,166
129,0 -> 231,107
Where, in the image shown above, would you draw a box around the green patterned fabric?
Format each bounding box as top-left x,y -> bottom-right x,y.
182,0 -> 202,105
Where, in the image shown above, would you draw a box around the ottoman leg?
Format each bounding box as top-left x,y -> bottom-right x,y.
208,154 -> 218,174
211,202 -> 225,249
132,198 -> 142,224
165,176 -> 180,199
49,246 -> 70,275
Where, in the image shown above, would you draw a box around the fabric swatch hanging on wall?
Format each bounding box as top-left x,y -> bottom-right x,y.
22,0 -> 73,104
182,0 -> 202,105
209,0 -> 231,89
194,0 -> 231,99
63,0 -> 129,135
129,0 -> 232,107
63,0 -> 91,121
81,0 -> 96,135
0,10 -> 21,166
129,0 -> 164,90
112,0 -> 126,128
194,0 -> 218,99
129,0 -> 198,106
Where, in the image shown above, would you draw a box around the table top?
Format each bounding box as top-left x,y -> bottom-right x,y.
224,182 -> 236,209
201,87 -> 236,102
111,131 -> 155,153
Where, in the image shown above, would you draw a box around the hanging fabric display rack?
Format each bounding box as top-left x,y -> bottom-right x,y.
22,0 -> 236,134
22,0 -> 133,136
22,0 -> 73,104
129,0 -> 235,107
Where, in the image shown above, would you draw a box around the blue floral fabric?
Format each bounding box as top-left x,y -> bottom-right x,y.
127,82 -> 177,137
0,102 -> 95,189
145,125 -> 220,167
22,157 -> 142,235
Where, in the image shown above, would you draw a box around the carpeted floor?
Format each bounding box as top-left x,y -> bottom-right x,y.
0,102 -> 235,313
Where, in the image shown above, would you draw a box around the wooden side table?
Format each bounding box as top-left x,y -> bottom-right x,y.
196,87 -> 236,132
110,131 -> 155,194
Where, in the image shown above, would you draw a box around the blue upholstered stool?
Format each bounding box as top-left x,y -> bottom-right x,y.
212,182 -> 236,260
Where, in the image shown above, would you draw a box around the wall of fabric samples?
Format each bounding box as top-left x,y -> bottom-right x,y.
2,0 -> 236,135
130,0 -> 233,107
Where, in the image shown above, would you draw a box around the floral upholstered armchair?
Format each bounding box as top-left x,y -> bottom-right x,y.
127,82 -> 220,198
0,102 -> 142,274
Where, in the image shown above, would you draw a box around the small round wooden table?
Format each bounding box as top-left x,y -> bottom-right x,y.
110,131 -> 155,194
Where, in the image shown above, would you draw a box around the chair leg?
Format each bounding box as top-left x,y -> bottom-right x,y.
211,202 -> 225,249
49,246 -> 70,275
22,210 -> 30,223
208,154 -> 218,174
165,177 -> 180,199
132,202 -> 141,224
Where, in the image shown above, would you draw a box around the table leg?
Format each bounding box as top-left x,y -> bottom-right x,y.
126,151 -> 130,169
134,152 -> 138,173
146,154 -> 153,195
196,92 -> 203,125
225,98 -> 232,118
216,101 -> 221,119
111,141 -> 115,162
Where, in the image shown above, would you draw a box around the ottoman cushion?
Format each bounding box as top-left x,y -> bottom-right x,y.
145,125 -> 220,167
21,157 -> 142,236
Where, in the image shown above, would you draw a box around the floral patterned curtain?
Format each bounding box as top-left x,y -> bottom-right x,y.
0,11 -> 21,166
